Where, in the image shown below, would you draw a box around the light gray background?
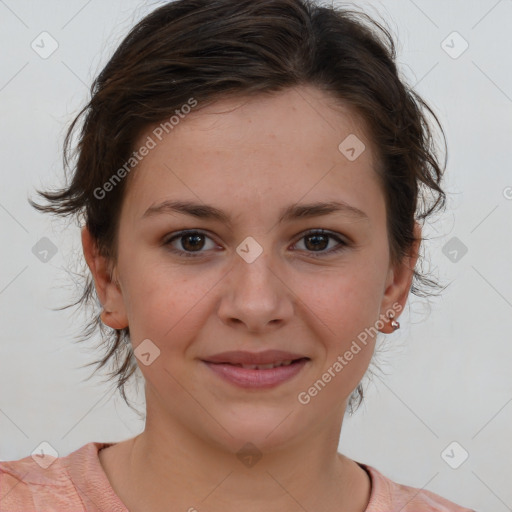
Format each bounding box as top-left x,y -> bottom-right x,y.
1,1 -> 511,511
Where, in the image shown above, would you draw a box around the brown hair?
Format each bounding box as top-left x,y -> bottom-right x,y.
29,0 -> 447,415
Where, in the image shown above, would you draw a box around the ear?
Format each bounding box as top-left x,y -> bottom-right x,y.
379,221 -> 422,333
81,226 -> 128,330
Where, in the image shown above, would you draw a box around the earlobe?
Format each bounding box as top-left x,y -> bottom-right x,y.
81,226 -> 128,330
379,221 -> 422,333
100,308 -> 128,330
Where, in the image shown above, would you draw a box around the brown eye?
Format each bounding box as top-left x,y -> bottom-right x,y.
304,232 -> 329,251
293,229 -> 347,257
180,233 -> 205,251
164,230 -> 217,257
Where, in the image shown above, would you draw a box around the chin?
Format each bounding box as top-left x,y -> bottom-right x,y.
200,408 -> 306,455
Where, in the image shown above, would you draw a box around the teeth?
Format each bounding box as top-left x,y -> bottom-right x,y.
238,359 -> 294,370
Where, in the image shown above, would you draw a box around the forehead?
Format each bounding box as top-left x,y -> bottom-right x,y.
156,86 -> 374,158
121,86 -> 383,222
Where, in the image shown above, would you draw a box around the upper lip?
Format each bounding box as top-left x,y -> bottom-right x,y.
202,350 -> 309,365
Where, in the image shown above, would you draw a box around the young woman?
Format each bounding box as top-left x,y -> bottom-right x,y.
0,1 -> 475,510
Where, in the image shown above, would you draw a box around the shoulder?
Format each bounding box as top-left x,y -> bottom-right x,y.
360,463 -> 476,512
0,442 -> 110,511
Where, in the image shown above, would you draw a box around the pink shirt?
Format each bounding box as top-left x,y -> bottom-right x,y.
0,442 -> 475,511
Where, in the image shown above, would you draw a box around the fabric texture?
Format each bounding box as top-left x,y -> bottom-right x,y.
0,442 -> 475,511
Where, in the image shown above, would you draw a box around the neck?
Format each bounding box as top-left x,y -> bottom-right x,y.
109,393 -> 370,512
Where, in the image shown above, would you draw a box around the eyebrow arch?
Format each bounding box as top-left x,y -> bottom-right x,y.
141,199 -> 369,225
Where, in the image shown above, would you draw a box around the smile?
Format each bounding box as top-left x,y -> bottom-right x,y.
202,358 -> 309,389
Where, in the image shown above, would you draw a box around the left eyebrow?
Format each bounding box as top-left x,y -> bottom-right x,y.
141,199 -> 369,225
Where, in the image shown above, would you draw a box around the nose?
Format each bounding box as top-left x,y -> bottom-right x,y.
216,248 -> 294,334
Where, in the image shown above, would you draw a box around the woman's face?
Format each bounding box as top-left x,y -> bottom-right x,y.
86,85 -> 418,452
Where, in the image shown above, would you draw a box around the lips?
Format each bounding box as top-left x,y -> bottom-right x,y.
202,349 -> 309,367
201,350 -> 311,388
228,360 -> 297,370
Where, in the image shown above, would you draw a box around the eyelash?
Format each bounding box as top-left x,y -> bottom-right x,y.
163,229 -> 348,259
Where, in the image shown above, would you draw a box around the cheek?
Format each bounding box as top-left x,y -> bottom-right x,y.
118,254 -> 214,346
294,272 -> 382,404
297,255 -> 386,334
291,251 -> 387,389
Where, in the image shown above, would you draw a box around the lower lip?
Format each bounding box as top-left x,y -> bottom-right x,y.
202,359 -> 309,389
